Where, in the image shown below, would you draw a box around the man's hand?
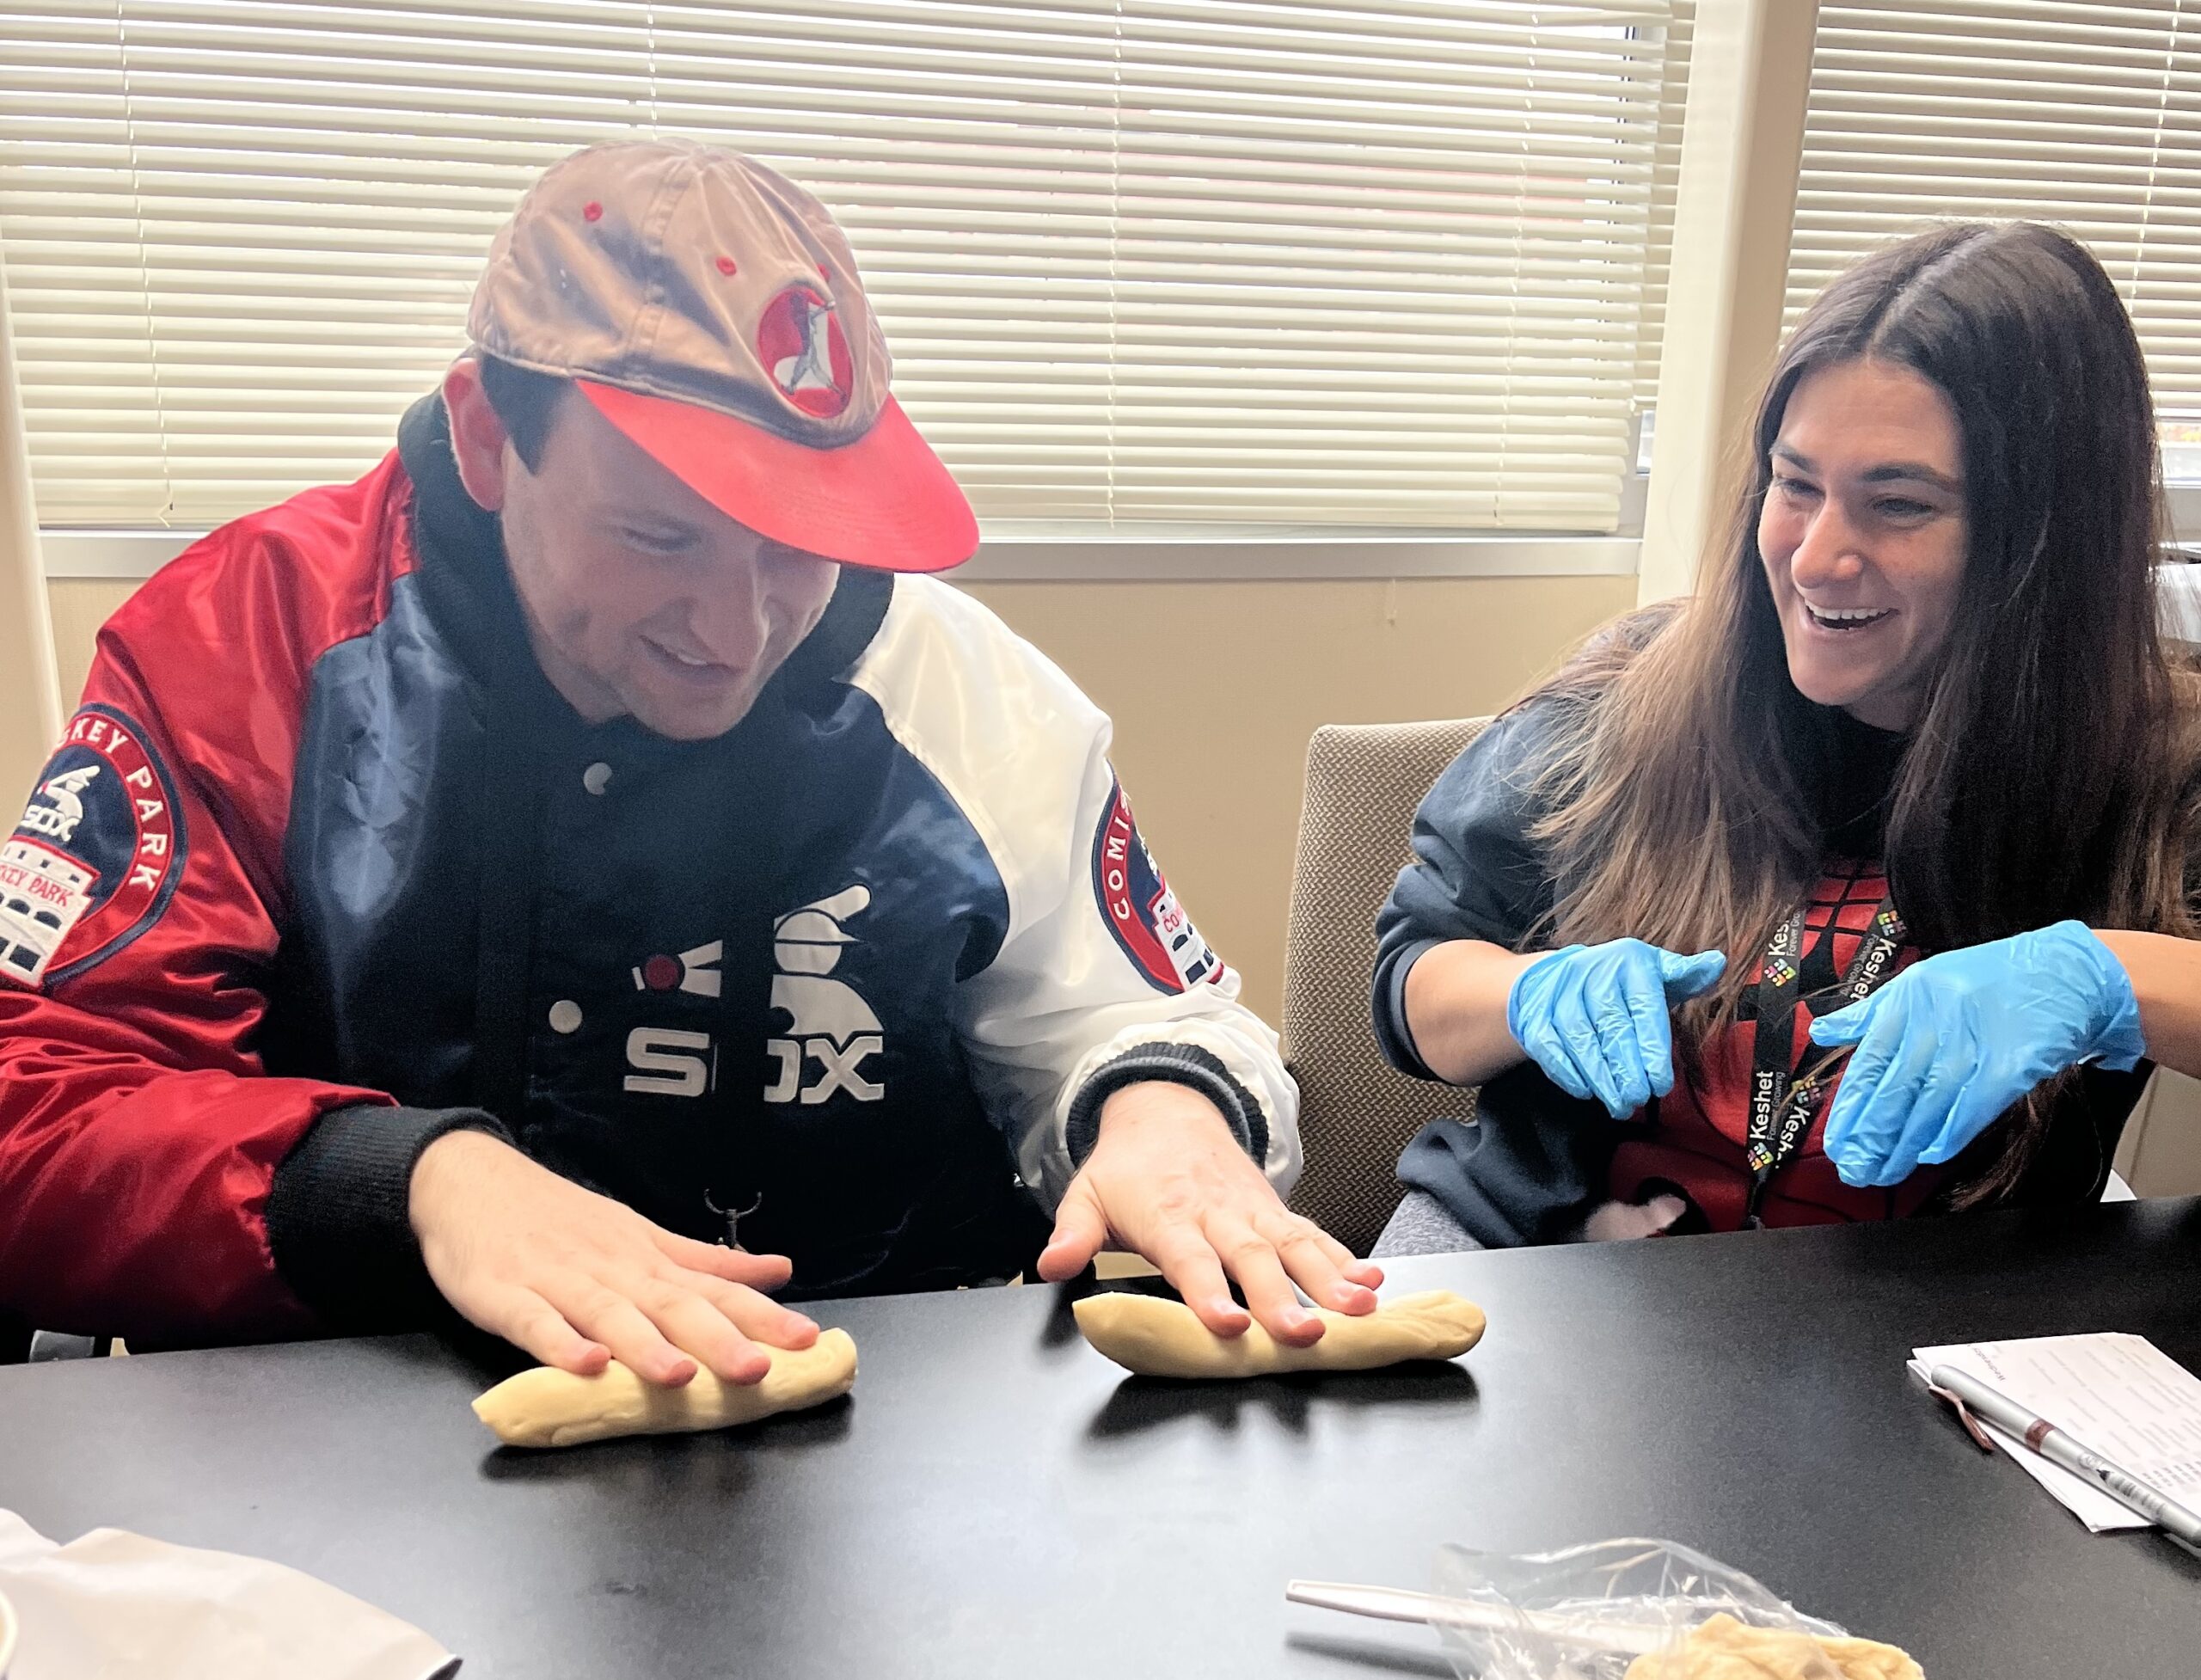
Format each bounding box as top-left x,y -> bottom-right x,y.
1034,1082 -> 1383,1345
410,1130 -> 818,1387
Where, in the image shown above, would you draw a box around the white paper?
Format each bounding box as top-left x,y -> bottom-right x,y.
0,1510 -> 457,1680
1908,1334 -> 2201,1533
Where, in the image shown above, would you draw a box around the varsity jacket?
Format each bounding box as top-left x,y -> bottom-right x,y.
0,395 -> 1298,1345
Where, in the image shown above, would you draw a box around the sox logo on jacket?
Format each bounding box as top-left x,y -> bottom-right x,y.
0,396 -> 1300,1345
764,887 -> 886,1105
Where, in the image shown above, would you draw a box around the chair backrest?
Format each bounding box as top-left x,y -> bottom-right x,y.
1281,717 -> 1491,1257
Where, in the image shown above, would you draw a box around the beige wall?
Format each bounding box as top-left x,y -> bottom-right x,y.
47,578 -> 129,717
966,578 -> 1634,1022
46,573 -> 1634,1026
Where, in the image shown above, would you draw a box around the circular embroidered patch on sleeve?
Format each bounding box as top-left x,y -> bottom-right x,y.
1090,777 -> 1224,995
0,704 -> 186,990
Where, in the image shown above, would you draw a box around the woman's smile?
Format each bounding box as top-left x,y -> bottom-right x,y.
1801,603 -> 1895,633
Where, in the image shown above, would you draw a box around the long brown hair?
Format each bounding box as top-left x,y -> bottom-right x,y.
1524,223 -> 2201,1199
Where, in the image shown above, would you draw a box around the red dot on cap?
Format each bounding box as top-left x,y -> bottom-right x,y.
643,954 -> 680,990
716,255 -> 738,275
582,200 -> 604,222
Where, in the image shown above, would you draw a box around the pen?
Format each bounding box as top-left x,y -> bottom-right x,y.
1926,1363 -> 2201,1548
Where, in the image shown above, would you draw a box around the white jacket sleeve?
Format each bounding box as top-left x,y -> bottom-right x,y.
844,577 -> 1301,1208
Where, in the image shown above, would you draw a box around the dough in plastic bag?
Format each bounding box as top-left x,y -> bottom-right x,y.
1623,1612 -> 1924,1680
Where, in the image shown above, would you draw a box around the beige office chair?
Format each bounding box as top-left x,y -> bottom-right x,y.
1281,718 -> 1490,1257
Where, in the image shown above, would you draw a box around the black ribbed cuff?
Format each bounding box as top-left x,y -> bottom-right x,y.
1376,937 -> 1447,1081
1063,1042 -> 1270,1171
267,1103 -> 510,1332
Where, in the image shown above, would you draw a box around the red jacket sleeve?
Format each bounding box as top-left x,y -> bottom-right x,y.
0,499 -> 402,1345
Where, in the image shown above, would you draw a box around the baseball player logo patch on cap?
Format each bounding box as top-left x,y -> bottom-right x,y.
0,704 -> 186,990
757,284 -> 852,418
1091,779 -> 1223,995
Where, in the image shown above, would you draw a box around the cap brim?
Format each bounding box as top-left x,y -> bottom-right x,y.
574,380 -> 978,573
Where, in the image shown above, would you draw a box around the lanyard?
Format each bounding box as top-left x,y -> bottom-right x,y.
1743,879 -> 1907,1225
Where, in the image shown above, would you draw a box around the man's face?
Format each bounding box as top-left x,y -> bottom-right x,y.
446,362 -> 842,741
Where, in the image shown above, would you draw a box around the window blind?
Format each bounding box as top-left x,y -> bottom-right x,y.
1638,0 -> 1692,410
2,0 -> 1687,536
1790,3 -> 2201,420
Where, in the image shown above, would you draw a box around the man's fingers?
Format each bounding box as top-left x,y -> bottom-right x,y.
636,1285 -> 773,1387
1211,1222 -> 1320,1345
549,1279 -> 698,1388
684,1272 -> 821,1352
1269,1222 -> 1376,1315
1146,1228 -> 1250,1338
485,1285 -> 611,1377
1035,1180 -> 1110,1283
1301,1222 -> 1376,1281
655,1231 -> 794,1291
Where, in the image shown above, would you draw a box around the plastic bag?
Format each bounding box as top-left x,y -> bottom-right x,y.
1427,1537 -> 1920,1679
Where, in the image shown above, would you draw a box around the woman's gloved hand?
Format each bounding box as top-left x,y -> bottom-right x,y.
1507,940 -> 1727,1119
1812,920 -> 2146,1188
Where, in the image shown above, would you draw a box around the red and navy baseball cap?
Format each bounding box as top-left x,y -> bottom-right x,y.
468,140 -> 977,573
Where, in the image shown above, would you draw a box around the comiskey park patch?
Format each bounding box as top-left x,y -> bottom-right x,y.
0,704 -> 187,990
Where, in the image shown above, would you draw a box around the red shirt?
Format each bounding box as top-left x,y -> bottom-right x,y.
1608,861 -> 1953,1229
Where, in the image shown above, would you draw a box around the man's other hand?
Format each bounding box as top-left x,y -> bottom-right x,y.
1034,1082 -> 1383,1344
409,1130 -> 817,1387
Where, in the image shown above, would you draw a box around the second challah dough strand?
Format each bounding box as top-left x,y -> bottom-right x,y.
1074,1288 -> 1486,1379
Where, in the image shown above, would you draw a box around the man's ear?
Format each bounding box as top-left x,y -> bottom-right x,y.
442,357 -> 512,513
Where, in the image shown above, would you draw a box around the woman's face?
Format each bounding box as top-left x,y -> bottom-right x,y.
1757,358 -> 1970,732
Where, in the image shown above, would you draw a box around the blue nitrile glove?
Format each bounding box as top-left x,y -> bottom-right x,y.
1506,940 -> 1728,1119
1812,920 -> 2146,1189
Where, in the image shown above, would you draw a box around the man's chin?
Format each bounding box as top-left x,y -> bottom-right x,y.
627,684 -> 758,741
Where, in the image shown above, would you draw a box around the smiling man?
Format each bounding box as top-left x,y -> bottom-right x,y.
0,141 -> 1379,1382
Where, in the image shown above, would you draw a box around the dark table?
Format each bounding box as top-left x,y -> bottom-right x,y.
5,1202 -> 2201,1678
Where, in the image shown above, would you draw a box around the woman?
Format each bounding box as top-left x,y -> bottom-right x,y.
1371,222 -> 2201,1256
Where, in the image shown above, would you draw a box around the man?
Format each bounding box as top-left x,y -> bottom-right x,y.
0,141 -> 1379,1387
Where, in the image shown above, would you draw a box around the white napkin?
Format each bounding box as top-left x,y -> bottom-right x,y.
0,1510 -> 457,1679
